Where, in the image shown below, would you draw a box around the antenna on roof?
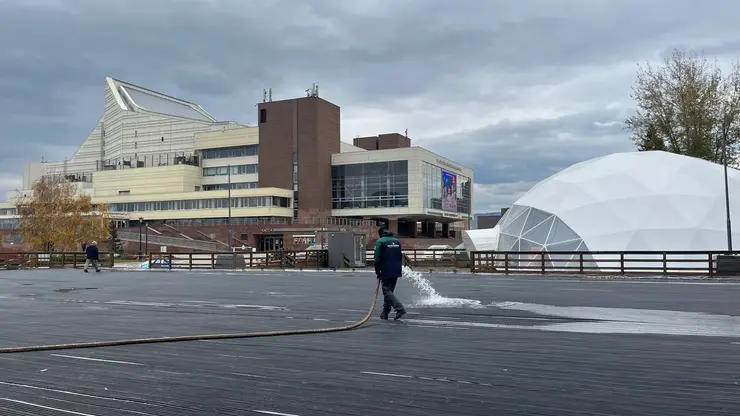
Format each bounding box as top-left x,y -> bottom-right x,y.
307,83 -> 319,98
268,88 -> 272,102
262,89 -> 267,103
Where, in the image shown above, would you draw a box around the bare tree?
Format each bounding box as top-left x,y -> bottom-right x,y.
625,49 -> 740,165
16,175 -> 109,251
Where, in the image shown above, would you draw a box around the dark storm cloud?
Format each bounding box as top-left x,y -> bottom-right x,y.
2,0 -> 740,209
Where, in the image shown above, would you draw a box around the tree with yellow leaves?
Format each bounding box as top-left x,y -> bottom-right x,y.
16,175 -> 110,252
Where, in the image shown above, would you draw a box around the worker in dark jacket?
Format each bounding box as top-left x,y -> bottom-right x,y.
84,241 -> 101,273
374,227 -> 407,320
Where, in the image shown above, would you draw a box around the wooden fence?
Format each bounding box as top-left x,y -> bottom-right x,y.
0,252 -> 115,269
5,249 -> 739,276
470,251 -> 740,276
392,249 -> 469,269
145,250 -> 328,270
145,249 -> 469,270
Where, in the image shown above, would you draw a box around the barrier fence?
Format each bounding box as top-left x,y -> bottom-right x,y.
470,250 -> 740,276
145,251 -> 328,270
383,249 -> 470,269
147,249 -> 468,270
0,252 -> 115,269
3,249 -> 739,276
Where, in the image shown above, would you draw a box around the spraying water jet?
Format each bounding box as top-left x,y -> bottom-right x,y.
401,266 -> 483,308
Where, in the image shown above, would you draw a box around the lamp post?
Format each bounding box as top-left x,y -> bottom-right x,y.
228,164 -> 233,251
722,127 -> 733,252
138,217 -> 143,260
145,220 -> 149,255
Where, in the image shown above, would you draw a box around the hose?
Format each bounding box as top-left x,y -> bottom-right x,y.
0,280 -> 380,354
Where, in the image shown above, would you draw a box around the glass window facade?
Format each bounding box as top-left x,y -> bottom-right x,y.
3,233 -> 22,243
202,182 -> 258,191
292,152 -> 298,219
107,196 -> 290,212
422,162 -> 472,215
202,145 -> 258,159
203,164 -> 258,176
0,218 -> 18,229
162,217 -> 290,226
332,161 -> 409,209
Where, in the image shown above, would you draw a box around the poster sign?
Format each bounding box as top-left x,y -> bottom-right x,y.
441,170 -> 458,212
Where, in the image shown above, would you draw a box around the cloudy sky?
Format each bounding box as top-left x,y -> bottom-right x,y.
1,0 -> 739,212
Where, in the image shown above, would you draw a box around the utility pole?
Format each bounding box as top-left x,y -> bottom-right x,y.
722,126 -> 733,252
138,217 -> 143,260
228,164 -> 233,251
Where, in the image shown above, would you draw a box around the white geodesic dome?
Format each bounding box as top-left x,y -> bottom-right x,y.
464,151 -> 740,271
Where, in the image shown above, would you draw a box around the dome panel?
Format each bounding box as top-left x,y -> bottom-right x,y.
546,217 -> 580,245
500,205 -> 528,228
502,207 -> 530,235
498,233 -> 518,251
519,238 -> 544,253
521,216 -> 554,245
522,208 -> 552,235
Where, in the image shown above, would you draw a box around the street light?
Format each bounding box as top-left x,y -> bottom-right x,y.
722,127 -> 733,252
228,164 -> 233,251
138,217 -> 144,260
145,220 -> 149,255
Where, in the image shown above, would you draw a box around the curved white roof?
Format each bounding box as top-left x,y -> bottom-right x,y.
462,226 -> 499,254
106,77 -> 217,122
465,151 -> 740,269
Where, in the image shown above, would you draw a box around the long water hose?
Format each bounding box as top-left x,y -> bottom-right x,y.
0,280 -> 380,354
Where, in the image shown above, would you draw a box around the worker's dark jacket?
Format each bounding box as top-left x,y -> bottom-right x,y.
374,230 -> 403,279
85,245 -> 99,260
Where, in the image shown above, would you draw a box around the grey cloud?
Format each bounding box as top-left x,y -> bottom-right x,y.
5,0 -> 734,110
474,181 -> 536,212
3,0 -> 740,209
424,108 -> 634,185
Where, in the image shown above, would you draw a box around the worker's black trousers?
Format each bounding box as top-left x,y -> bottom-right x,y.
380,277 -> 405,313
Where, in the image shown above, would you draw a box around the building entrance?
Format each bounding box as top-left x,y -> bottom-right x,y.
257,234 -> 284,251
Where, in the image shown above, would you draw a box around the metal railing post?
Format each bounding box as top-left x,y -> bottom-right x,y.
662,252 -> 667,274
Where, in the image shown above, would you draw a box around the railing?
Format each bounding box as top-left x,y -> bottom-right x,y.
295,217 -> 379,227
195,229 -> 231,249
145,250 -> 328,270
139,216 -> 380,228
117,231 -> 219,251
0,252 -> 115,269
97,152 -> 200,171
365,249 -> 470,269
470,251 -> 740,276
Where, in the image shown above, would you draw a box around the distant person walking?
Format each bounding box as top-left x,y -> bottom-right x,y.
374,227 -> 407,320
84,241 -> 101,273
